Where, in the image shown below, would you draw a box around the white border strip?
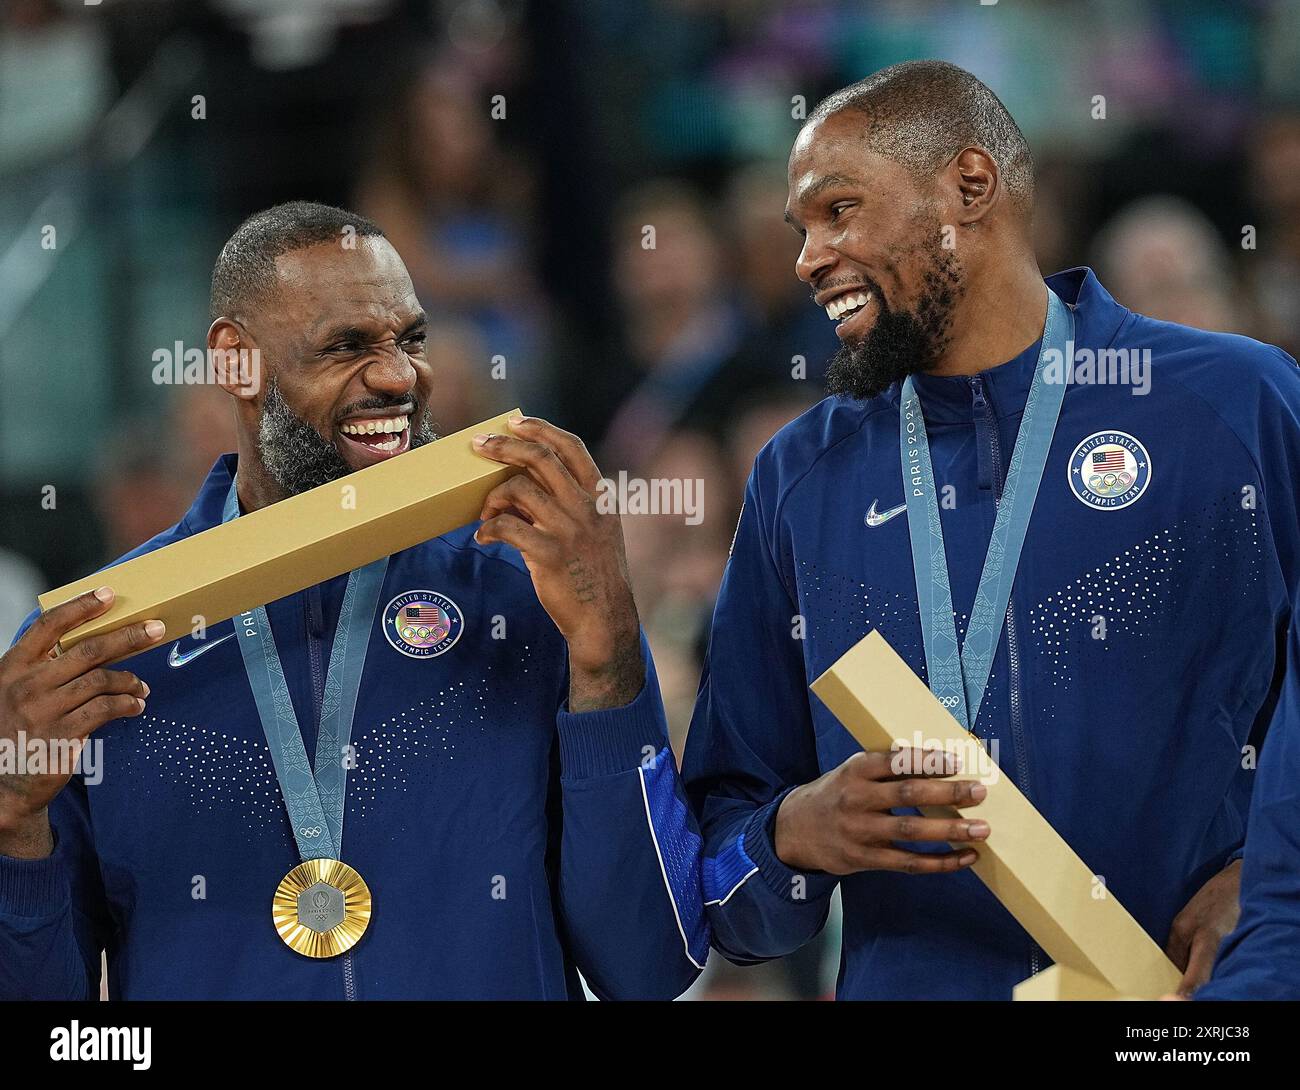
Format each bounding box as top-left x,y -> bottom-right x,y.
704,864 -> 758,907
638,766 -> 706,971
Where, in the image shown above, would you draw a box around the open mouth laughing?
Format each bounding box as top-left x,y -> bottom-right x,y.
817,284 -> 878,341
336,407 -> 413,465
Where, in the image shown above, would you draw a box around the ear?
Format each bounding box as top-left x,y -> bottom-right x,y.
949,146 -> 1000,226
208,318 -> 263,401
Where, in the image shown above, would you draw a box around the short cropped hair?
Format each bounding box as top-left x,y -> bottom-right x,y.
209,201 -> 384,321
809,60 -> 1034,212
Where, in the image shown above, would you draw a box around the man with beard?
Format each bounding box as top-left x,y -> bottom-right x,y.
681,60 -> 1300,999
0,202 -> 707,999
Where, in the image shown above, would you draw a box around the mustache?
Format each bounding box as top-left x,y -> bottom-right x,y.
335,395 -> 418,420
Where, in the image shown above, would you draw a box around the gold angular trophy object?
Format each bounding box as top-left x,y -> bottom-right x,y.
810,630 -> 1182,1000
40,410 -> 525,661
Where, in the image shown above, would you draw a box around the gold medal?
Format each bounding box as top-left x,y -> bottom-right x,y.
272,858 -> 372,958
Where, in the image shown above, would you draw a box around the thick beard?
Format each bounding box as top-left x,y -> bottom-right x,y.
825,247 -> 964,402
257,376 -> 438,497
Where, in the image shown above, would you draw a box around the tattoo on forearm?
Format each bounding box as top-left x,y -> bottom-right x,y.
566,558 -> 598,604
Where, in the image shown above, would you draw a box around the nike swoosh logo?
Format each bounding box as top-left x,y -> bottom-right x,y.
864,500 -> 907,528
168,632 -> 235,668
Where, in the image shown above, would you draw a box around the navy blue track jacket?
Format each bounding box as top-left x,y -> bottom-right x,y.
682,268 -> 1300,1000
0,455 -> 708,999
1200,609 -> 1300,999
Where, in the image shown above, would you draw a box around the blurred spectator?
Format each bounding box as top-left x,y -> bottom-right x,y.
1092,195 -> 1245,332
626,391 -> 820,757
598,180 -> 748,468
624,428 -> 733,748
422,317 -> 506,433
93,424 -> 192,563
356,55 -> 548,403
724,387 -> 820,491
1246,108 -> 1300,356
675,164 -> 837,438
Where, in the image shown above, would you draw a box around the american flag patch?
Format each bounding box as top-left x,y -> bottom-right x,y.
1092,449 -> 1125,471
404,606 -> 443,622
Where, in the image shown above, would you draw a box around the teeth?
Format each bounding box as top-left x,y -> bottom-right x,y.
341,415 -> 410,436
825,291 -> 871,321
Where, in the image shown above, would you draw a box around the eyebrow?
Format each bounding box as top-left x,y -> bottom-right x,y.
786,172 -> 864,222
400,312 -> 428,337
318,324 -> 370,346
317,311 -> 428,346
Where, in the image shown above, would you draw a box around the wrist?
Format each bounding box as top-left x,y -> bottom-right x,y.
0,807 -> 53,860
773,787 -> 810,870
567,626 -> 644,712
566,598 -> 640,674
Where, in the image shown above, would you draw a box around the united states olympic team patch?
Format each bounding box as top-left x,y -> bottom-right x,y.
383,591 -> 464,659
1067,431 -> 1152,511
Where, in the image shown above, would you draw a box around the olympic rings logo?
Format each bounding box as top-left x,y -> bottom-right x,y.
1068,431 -> 1152,511
299,826 -> 323,838
1086,469 -> 1134,496
939,695 -> 961,708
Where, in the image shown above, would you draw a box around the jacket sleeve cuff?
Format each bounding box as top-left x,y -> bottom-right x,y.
741,789 -> 839,903
0,830 -> 69,919
556,636 -> 668,780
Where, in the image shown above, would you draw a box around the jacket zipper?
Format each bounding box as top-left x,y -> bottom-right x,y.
306,587 -> 357,1000
307,586 -> 325,743
970,376 -> 1042,979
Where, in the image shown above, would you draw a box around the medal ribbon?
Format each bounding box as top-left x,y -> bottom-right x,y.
222,482 -> 387,861
900,288 -> 1074,733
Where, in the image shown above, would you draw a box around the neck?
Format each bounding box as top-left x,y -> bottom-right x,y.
234,429 -> 287,512
930,251 -> 1048,377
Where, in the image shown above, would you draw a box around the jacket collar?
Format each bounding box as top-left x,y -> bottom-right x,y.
180,452 -> 239,535
884,267 -> 1130,424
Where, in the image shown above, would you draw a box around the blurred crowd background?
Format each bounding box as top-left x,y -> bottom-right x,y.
2,0 -> 1299,999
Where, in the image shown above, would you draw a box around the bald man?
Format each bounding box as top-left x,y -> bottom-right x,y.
682,60 -> 1300,999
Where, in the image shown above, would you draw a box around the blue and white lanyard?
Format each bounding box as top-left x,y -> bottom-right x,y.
222,482 -> 387,861
900,288 -> 1074,732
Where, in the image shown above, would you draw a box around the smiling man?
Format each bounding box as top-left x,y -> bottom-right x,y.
0,202 -> 706,1000
681,61 -> 1300,999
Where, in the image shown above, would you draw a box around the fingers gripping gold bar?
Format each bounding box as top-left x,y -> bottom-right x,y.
809,630 -> 1182,999
38,410 -> 524,662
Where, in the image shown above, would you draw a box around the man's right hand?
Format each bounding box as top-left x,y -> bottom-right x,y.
0,587 -> 163,859
773,748 -> 989,876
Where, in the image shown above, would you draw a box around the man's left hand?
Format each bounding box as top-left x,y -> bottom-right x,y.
1165,858 -> 1242,997
473,414 -> 643,713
